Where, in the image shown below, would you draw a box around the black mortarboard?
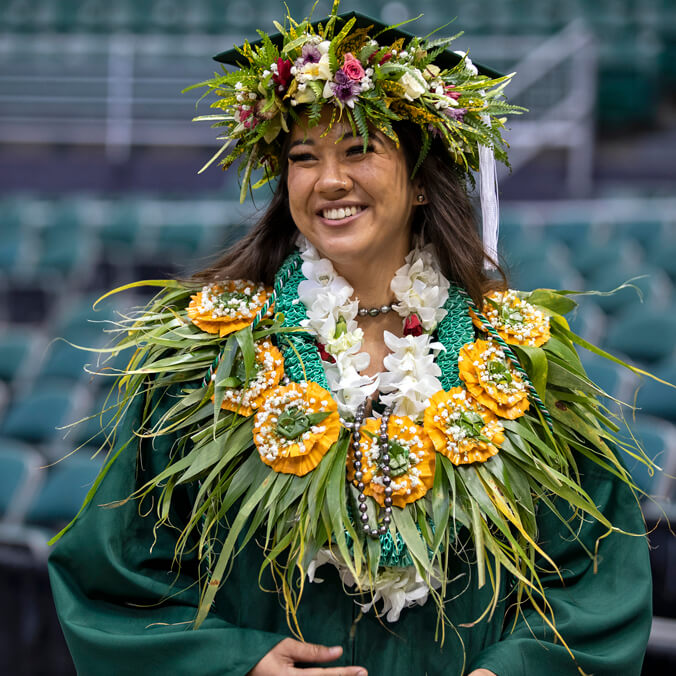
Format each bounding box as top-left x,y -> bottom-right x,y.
213,10 -> 503,79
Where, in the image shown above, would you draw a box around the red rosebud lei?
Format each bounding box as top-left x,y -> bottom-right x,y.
273,57 -> 293,92
403,314 -> 424,337
342,52 -> 365,81
316,340 -> 336,364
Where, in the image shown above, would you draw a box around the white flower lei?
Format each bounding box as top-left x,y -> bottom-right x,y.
296,238 -> 454,619
296,238 -> 449,421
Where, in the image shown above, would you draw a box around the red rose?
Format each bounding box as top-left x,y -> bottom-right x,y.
273,58 -> 293,92
403,314 -> 424,337
342,52 -> 365,81
316,341 -> 336,363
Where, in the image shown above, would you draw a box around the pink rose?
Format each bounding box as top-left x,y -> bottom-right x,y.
342,53 -> 365,81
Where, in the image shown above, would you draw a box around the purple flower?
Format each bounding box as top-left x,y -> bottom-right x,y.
330,69 -> 361,107
300,43 -> 321,64
444,107 -> 467,122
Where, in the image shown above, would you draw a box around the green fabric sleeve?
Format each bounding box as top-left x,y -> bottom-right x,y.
467,457 -> 652,676
48,388 -> 287,676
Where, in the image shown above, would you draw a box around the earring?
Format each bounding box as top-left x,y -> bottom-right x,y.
417,194 -> 425,203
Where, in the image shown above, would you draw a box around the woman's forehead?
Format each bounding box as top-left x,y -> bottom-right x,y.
288,112 -> 387,148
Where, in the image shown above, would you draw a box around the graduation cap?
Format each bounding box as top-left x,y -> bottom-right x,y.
213,10 -> 503,79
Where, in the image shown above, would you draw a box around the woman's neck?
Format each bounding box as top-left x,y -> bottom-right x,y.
331,244 -> 410,308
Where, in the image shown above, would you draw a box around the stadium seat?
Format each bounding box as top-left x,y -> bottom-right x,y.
585,264 -> 668,315
604,305 -> 676,364
25,452 -> 103,530
0,439 -> 44,523
633,362 -> 676,424
0,381 -> 76,445
0,329 -> 42,384
624,416 -> 676,499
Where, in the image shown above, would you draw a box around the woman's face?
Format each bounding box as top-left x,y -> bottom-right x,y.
286,110 -> 420,269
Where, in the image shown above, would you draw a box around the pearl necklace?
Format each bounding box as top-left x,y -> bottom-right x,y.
357,303 -> 394,317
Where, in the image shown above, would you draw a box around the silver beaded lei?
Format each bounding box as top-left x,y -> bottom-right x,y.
351,401 -> 394,539
357,304 -> 393,317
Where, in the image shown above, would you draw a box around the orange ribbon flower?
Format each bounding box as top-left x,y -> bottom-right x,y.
347,416 -> 435,508
424,388 -> 505,465
214,339 -> 285,417
458,339 -> 530,419
253,381 -> 341,476
470,290 -> 550,348
188,279 -> 273,337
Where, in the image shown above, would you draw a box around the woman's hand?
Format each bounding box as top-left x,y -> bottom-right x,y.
249,638 -> 367,675
467,670 -> 498,676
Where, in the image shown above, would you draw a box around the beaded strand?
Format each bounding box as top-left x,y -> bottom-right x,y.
351,402 -> 393,538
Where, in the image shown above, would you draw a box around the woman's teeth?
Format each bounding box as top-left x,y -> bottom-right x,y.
322,205 -> 364,221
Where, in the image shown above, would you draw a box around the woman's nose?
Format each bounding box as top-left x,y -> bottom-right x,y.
314,160 -> 352,194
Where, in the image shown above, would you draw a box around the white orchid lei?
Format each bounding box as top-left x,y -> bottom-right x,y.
296,238 -> 453,618
296,238 -> 449,422
185,2 -> 525,202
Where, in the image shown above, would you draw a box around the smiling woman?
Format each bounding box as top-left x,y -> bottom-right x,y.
48,5 -> 654,676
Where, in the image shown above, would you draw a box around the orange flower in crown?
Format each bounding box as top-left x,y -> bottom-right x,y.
458,339 -> 530,420
347,416 -> 435,508
423,388 -> 505,465
188,280 -> 273,336
253,381 -> 341,476
470,290 -> 550,348
214,339 -> 285,417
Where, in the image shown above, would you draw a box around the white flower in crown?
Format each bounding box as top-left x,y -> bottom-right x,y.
379,331 -> 444,420
390,247 -> 450,331
399,69 -> 427,101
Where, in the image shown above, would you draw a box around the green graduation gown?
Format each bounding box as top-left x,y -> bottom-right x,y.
49,387 -> 652,676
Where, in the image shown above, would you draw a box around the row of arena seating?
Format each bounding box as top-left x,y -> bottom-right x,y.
1,0 -> 673,37
1,0 -> 674,129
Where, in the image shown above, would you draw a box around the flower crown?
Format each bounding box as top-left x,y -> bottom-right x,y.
187,2 -> 525,202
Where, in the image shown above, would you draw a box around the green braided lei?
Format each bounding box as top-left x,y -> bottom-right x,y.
50,269 -> 657,640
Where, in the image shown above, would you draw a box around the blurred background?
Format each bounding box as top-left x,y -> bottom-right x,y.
0,0 -> 674,673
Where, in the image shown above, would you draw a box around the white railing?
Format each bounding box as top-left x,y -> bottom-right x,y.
0,23 -> 597,194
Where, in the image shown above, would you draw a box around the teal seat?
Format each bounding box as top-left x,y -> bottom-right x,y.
604,306 -> 676,364
585,265 -> 663,315
52,293 -> 118,344
0,439 -> 44,522
542,221 -> 594,249
571,240 -> 635,279
0,329 -> 40,383
0,381 -> 74,444
624,416 -> 675,499
36,339 -> 97,382
634,362 -> 676,423
26,453 -> 102,528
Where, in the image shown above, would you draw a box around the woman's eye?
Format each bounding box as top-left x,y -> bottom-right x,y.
288,152 -> 316,163
347,144 -> 374,156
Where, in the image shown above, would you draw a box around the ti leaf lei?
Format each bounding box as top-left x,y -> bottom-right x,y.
51,274 -> 657,644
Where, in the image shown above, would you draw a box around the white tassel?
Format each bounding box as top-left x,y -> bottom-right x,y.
479,112 -> 500,270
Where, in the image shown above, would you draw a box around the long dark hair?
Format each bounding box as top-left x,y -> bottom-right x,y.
192,123 -> 506,306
